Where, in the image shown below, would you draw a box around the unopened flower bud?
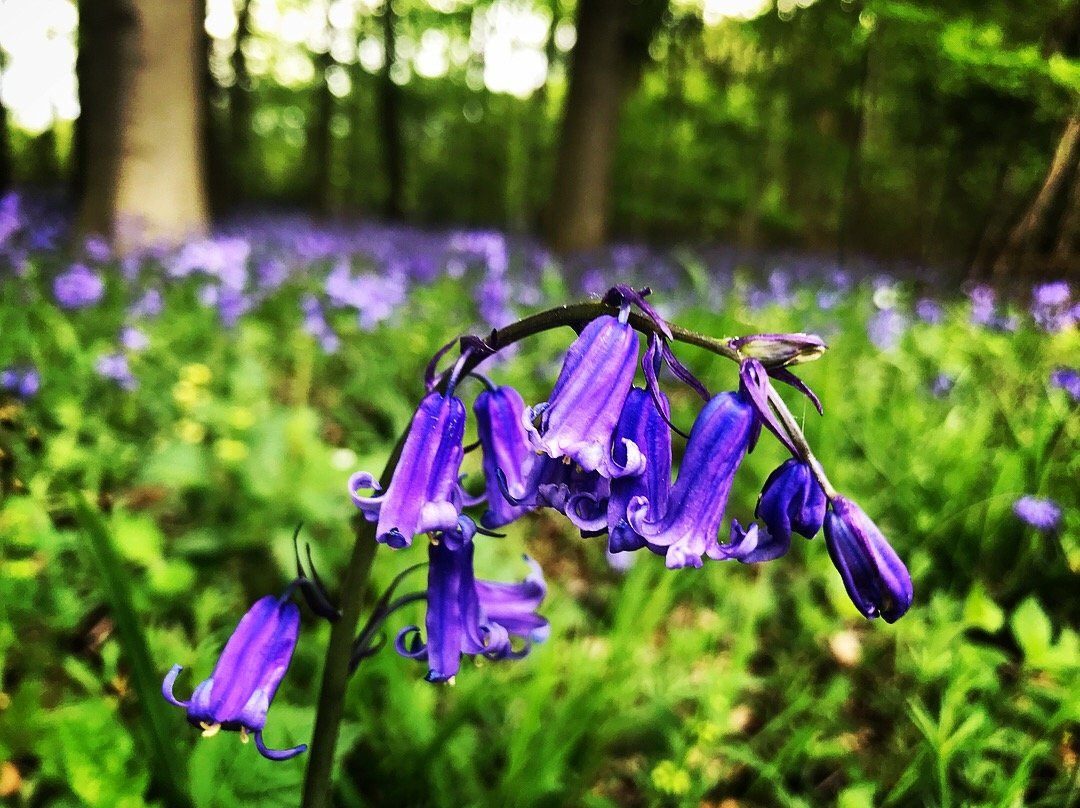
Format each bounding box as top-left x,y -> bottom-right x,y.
730,333 -> 827,367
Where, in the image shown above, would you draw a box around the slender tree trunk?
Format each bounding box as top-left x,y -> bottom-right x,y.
0,47 -> 11,192
991,114 -> 1080,283
229,0 -> 255,199
306,4 -> 335,213
837,27 -> 873,264
201,1 -> 230,217
1051,166 -> 1080,271
77,0 -> 209,250
377,0 -> 405,219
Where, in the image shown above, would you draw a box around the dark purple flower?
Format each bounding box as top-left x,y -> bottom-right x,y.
1013,496 -> 1061,533
823,496 -> 912,623
718,459 -> 826,563
350,392 -> 466,548
474,385 -> 533,529
607,388 -> 671,554
504,452 -> 611,533
162,594 -> 306,760
396,519 -> 548,683
627,387 -> 756,569
53,263 -> 105,309
95,353 -> 137,390
1050,367 -> 1080,403
0,192 -> 22,249
524,315 -> 643,477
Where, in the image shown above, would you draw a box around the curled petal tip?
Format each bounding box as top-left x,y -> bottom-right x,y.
254,731 -> 307,761
162,664 -> 189,709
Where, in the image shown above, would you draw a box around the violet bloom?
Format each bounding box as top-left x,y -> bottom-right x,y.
397,519 -> 548,683
931,373 -> 955,398
607,387 -> 671,554
823,496 -> 912,623
350,392 -> 466,548
1031,282 -> 1073,332
968,285 -> 996,327
1013,496 -> 1061,533
720,459 -> 825,563
2,366 -> 39,399
95,353 -> 137,390
867,308 -> 908,351
502,451 -> 611,533
129,288 -> 163,319
120,326 -> 150,352
524,315 -> 643,477
1050,367 -> 1080,403
628,387 -> 757,569
474,385 -> 533,529
53,263 -> 105,309
915,298 -> 944,325
162,593 -> 306,760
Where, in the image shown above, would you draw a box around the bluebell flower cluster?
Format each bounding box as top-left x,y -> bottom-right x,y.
345,287 -> 914,690
1,365 -> 40,399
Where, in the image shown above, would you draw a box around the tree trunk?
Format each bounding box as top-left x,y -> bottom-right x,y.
0,46 -> 11,192
377,0 -> 404,219
229,0 -> 255,198
545,0 -> 667,253
306,4 -> 335,214
77,0 -> 209,250
991,114 -> 1080,283
837,28 -> 873,265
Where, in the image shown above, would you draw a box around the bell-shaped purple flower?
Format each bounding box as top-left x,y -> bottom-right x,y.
629,389 -> 756,569
823,496 -> 913,623
162,594 -> 306,760
474,385 -> 533,529
349,392 -> 466,548
500,452 -> 611,533
718,459 -> 826,563
396,518 -> 548,683
524,315 -> 643,477
607,387 -> 671,554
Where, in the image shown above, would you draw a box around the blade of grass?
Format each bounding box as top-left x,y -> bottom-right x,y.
70,489 -> 192,808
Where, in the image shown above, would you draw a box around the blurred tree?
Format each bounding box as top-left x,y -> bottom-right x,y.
76,0 -> 209,250
230,0 -> 256,193
306,0 -> 336,213
378,0 -> 405,218
0,45 -> 10,192
546,0 -> 668,253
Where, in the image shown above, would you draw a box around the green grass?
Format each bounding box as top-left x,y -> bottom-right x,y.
0,259 -> 1077,807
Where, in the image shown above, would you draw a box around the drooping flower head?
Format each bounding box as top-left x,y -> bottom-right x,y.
163,593 -> 306,760
396,517 -> 548,683
350,391 -> 467,548
719,458 -> 825,563
1013,496 -> 1062,533
823,496 -> 912,623
524,314 -> 642,478
627,366 -> 764,569
474,385 -> 534,529
607,387 -> 671,554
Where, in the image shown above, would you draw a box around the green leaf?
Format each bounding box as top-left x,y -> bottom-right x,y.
1011,597 -> 1053,665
